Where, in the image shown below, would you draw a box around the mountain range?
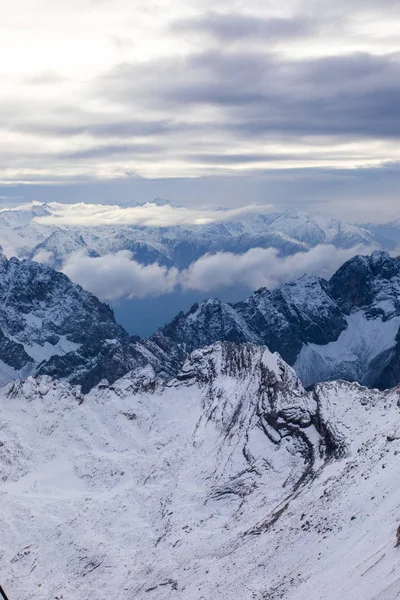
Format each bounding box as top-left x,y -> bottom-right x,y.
161,250 -> 400,390
3,218 -> 400,599
2,249 -> 400,393
2,341 -> 400,599
0,201 -> 381,270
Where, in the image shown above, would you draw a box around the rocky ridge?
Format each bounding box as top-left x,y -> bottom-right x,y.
1,341 -> 400,599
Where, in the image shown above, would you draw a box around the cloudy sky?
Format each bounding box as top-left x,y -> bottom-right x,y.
2,0 -> 400,219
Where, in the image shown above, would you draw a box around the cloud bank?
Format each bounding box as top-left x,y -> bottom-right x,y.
180,245 -> 373,292
34,201 -> 274,227
62,250 -> 179,300
58,244 -> 374,301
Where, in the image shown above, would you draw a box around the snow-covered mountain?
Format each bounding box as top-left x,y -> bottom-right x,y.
0,201 -> 376,269
0,254 -> 123,384
1,341 -> 400,600
0,254 -> 184,391
362,218 -> 400,250
3,249 -> 400,393
159,250 -> 400,389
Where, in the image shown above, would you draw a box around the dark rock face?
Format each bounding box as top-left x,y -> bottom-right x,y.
160,276 -> 347,365
376,330 -> 400,389
39,333 -> 185,393
330,252 -> 400,316
236,277 -> 346,363
0,328 -> 33,370
0,255 -> 126,345
0,255 -> 128,383
158,251 -> 400,389
0,255 -> 184,390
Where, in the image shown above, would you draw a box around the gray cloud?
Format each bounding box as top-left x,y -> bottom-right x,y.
184,152 -> 372,165
3,0 -> 400,190
4,47 -> 400,181
98,49 -> 400,142
172,13 -> 316,42
18,118 -> 187,139
59,143 -> 162,160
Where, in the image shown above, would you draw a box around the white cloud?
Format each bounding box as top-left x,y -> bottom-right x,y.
34,201 -> 274,227
180,244 -> 376,292
32,249 -> 54,265
60,244 -> 376,301
62,250 -> 179,300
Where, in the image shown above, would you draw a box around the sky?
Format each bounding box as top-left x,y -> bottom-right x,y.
1,0 -> 400,220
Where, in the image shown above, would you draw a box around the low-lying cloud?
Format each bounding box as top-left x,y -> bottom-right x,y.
58,244 -> 375,301
180,244 -> 374,292
35,201 -> 274,227
62,250 -> 179,300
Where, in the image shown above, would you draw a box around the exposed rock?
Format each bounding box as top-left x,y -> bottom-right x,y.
159,251 -> 400,389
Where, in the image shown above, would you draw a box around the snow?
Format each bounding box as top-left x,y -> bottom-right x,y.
22,335 -> 81,363
0,359 -> 26,387
1,343 -> 400,599
294,310 -> 400,387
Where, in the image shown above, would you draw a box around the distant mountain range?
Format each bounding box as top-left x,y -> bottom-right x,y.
0,201 -> 385,270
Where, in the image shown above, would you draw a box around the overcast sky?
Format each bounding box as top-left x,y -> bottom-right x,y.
2,0 -> 400,220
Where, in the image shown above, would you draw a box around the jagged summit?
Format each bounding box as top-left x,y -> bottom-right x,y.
158,251 -> 400,389
0,254 -> 126,383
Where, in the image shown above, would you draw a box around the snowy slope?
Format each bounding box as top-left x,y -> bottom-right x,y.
1,342 -> 400,600
294,310 -> 400,387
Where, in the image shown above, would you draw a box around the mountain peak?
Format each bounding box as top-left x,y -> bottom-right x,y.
175,341 -> 301,389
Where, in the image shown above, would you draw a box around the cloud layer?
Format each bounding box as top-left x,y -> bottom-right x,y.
58,244 -> 374,301
35,201 -> 274,227
2,0 -> 400,185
